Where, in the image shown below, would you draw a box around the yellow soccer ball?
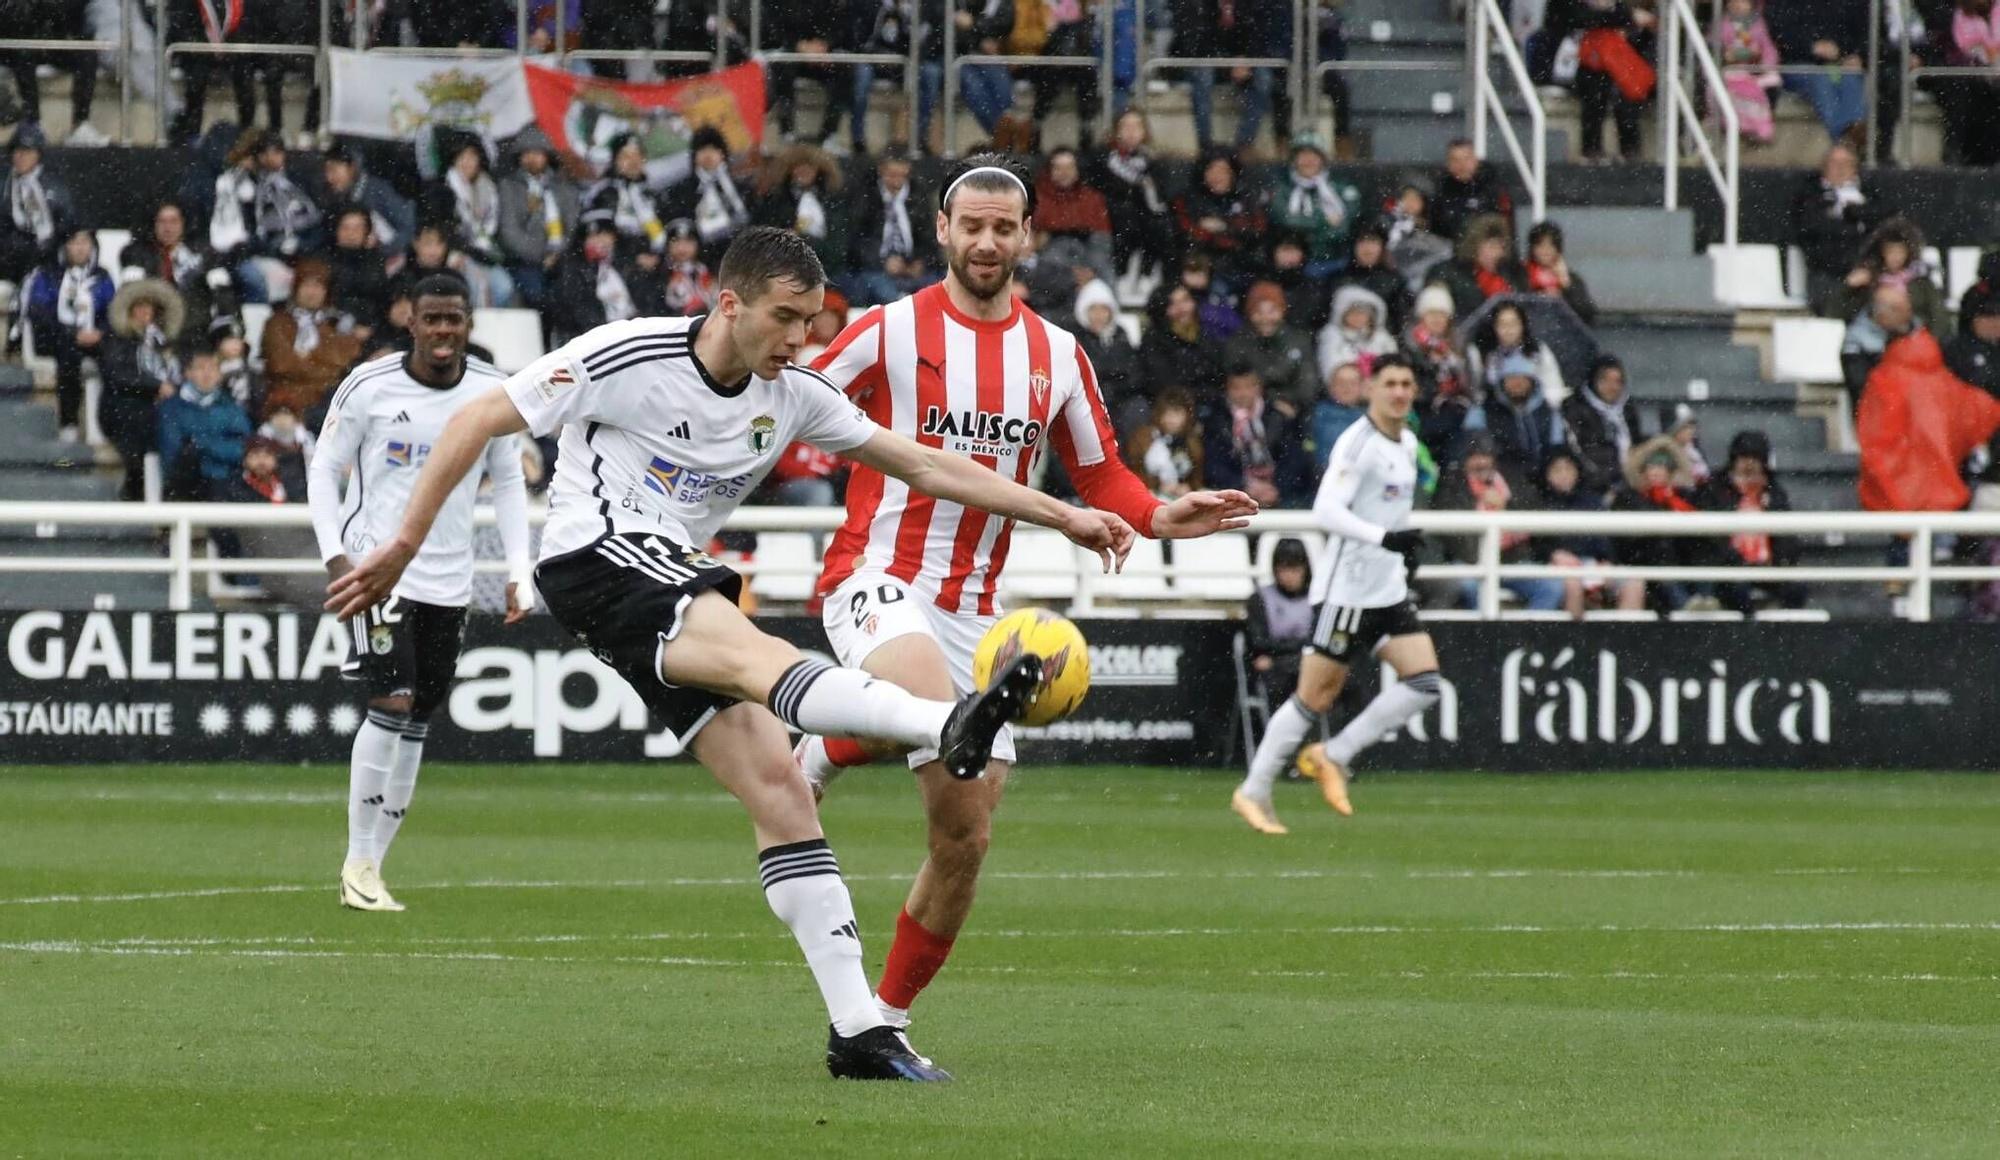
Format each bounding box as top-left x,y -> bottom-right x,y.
972,609 -> 1092,727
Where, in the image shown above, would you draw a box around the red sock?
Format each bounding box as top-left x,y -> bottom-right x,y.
823,737 -> 874,767
877,908 -> 955,1010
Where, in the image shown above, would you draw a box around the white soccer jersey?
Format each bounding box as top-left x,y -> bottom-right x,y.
309,353 -> 532,608
809,284 -> 1129,616
505,315 -> 877,563
1312,417 -> 1420,609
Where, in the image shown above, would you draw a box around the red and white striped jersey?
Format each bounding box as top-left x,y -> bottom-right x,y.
810,283 -> 1150,615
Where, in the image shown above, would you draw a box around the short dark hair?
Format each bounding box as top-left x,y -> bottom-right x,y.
412,272 -> 471,305
941,152 -> 1032,218
717,226 -> 825,301
1371,353 -> 1418,379
1224,360 -> 1261,381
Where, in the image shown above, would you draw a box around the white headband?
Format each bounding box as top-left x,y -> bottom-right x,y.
943,165 -> 1029,210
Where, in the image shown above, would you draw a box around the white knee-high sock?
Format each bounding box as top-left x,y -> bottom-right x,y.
346,711 -> 402,864
373,718 -> 428,868
1240,695 -> 1317,798
1325,671 -> 1443,767
759,838 -> 884,1038
767,660 -> 952,750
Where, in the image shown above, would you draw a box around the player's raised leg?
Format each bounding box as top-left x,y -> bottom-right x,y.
1234,650 -> 1350,834
1298,632 -> 1442,794
663,589 -> 1040,780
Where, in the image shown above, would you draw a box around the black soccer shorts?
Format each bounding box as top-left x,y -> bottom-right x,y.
1304,597 -> 1425,665
535,532 -> 747,748
340,595 -> 469,715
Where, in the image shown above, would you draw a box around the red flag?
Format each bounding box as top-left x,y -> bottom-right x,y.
1857,330 -> 2000,512
523,61 -> 766,167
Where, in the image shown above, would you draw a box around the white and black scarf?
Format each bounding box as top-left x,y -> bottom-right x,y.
447,166 -> 501,248
878,181 -> 912,260
595,260 -> 635,322
254,168 -> 321,250
9,165 -> 54,243
1285,170 -> 1348,230
56,264 -> 97,331
610,177 -> 662,246
792,185 -> 827,239
1102,148 -> 1164,212
524,172 -> 565,253
138,323 -> 180,386
692,164 -> 748,242
288,306 -> 325,356
1584,385 -> 1634,462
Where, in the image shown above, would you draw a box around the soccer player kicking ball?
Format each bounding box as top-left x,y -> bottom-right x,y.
794,155 -> 1258,1035
328,227 -> 1134,1082
308,273 -> 533,912
1232,355 -> 1443,835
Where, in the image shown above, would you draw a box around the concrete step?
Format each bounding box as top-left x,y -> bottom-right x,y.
1343,0 -> 1461,26
0,465 -> 120,502
0,572 -> 172,611
1535,207 -> 1696,260
0,519 -> 159,544
0,364 -> 34,394
1570,257 -> 1724,316
1593,334 -> 1763,382
1628,379 -> 1801,405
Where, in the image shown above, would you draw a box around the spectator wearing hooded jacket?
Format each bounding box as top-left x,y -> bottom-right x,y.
1562,353 -> 1647,496
1244,536 -> 1315,707
588,133 -> 672,258
157,346 -> 252,495
324,207 -> 392,332
1,124 -> 73,285
548,209 -> 665,344
321,143 -> 417,256
1092,108 -> 1174,283
1224,281 -> 1318,415
424,141 -> 516,307
661,127 -> 752,266
1203,362 -> 1313,509
98,279 -> 185,500
1329,223 -> 1411,335
1427,213 -> 1529,315
261,260 -> 365,422
497,126 -> 580,310
1432,139 -> 1515,242
24,228 -> 114,442
1171,147 -> 1265,287
1035,148 -> 1114,282
1073,279 -> 1144,433
1315,284 -> 1399,387
1827,216 -> 1947,336
1696,429 -> 1806,613
1142,282 -> 1226,407
1259,229 -> 1333,334
1263,135 -> 1360,273
1403,283 -> 1472,454
1468,352 -> 1568,485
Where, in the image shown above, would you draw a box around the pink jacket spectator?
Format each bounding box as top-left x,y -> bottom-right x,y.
1954,7 -> 2000,66
1714,12 -> 1781,142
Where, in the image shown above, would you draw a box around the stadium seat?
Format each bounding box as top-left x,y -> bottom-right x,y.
96,229 -> 132,281
1948,247 -> 1981,311
745,532 -> 819,602
471,307 -> 545,374
241,302 -> 272,364
1252,530 -> 1325,585
1771,316 -> 1846,383
1089,536 -> 1172,601
1785,246 -> 1809,302
1709,244 -> 1803,310
997,528 -> 1082,603
1171,534 -> 1254,600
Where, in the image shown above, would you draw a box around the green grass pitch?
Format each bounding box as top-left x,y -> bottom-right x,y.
4,762 -> 1999,1158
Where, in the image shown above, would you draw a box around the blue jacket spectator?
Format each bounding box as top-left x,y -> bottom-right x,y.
322,142 -> 418,256
1,123 -> 74,284
1311,362 -> 1367,472
158,351 -> 252,491
1467,352 -> 1568,485
23,227 -> 114,439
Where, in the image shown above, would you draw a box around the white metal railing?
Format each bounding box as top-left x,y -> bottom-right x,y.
1662,0 -> 1739,250
1470,0 -> 1546,225
8,503 -> 2000,623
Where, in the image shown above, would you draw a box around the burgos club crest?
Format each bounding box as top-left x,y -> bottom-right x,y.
749,414 -> 776,454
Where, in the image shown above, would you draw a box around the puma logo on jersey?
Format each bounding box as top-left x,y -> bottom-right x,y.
920,406 -> 1045,449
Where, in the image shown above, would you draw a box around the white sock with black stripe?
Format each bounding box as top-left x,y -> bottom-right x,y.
1241,694 -> 1317,799
759,839 -> 884,1038
766,659 -> 953,751
373,717 -> 429,868
345,710 -> 404,864
1325,671 -> 1443,767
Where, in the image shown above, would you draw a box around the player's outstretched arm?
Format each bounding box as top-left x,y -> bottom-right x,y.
325,386 -> 530,619
1149,490 -> 1261,539
846,427 -> 1135,572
